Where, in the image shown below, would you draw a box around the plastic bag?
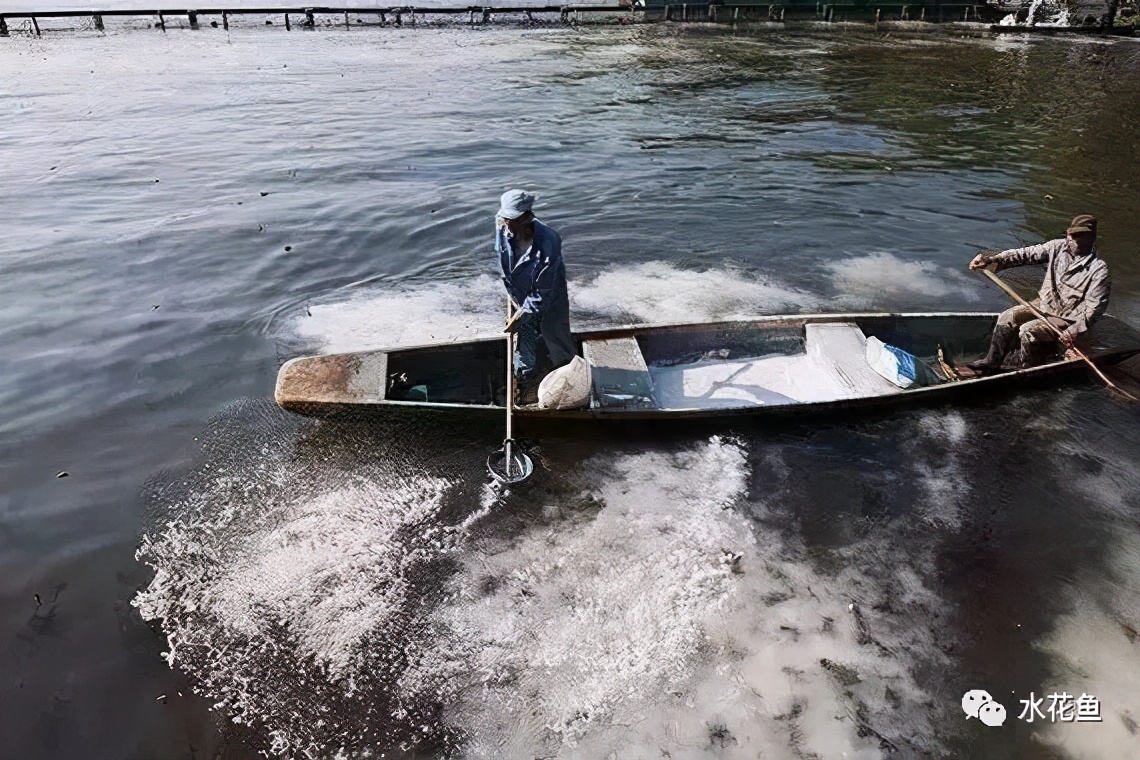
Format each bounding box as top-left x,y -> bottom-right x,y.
865,336 -> 938,388
537,356 -> 592,410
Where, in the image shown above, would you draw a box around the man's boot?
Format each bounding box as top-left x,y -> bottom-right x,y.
1002,339 -> 1054,370
514,376 -> 540,406
967,324 -> 1017,372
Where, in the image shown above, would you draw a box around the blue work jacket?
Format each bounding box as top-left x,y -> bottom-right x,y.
495,219 -> 568,316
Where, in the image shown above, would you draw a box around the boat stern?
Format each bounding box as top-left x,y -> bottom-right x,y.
274,351 -> 388,413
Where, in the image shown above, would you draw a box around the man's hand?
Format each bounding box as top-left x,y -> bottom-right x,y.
504,308 -> 526,334
1058,330 -> 1076,347
969,251 -> 999,271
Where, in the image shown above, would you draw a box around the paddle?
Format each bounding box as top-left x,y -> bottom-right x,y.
486,297 -> 535,484
980,268 -> 1138,402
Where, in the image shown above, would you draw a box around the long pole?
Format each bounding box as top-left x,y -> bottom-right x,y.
982,269 -> 1136,400
504,297 -> 514,476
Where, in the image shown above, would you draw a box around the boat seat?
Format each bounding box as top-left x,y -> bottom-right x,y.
581,337 -> 657,409
803,323 -> 898,398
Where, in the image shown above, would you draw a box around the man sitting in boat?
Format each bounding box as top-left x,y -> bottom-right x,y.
495,189 -> 575,402
967,214 -> 1111,372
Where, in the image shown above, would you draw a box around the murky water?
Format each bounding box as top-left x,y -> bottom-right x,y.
2,22 -> 1139,760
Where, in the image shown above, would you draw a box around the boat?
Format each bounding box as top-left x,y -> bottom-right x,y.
274,312 -> 1140,421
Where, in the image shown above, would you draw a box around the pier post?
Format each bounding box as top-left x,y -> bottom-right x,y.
0,16 -> 8,36
378,11 -> 385,24
481,8 -> 489,23
305,9 -> 315,26
395,9 -> 403,25
1104,0 -> 1119,27
157,11 -> 165,30
344,10 -> 349,27
874,7 -> 880,27
560,5 -> 569,21
733,6 -> 739,21
223,11 -> 228,28
32,15 -> 41,35
188,11 -> 198,28
284,12 -> 290,29
93,13 -> 104,30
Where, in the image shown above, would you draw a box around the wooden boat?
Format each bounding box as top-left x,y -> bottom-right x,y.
274,312 -> 1140,421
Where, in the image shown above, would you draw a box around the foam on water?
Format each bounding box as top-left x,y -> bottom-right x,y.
400,437 -> 756,754
571,262 -> 822,325
288,256 -> 984,358
826,252 -> 984,310
1034,428 -> 1140,758
133,407 -> 470,756
135,392 -> 1140,759
1036,535 -> 1140,758
291,263 -> 819,356
294,274 -> 506,355
911,410 -> 971,530
397,434 -> 956,758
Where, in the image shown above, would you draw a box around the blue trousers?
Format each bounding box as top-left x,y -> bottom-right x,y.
514,297 -> 575,383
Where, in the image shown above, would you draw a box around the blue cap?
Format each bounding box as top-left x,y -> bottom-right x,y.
497,189 -> 536,220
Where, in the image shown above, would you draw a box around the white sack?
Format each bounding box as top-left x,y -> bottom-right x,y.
537,356 -> 592,410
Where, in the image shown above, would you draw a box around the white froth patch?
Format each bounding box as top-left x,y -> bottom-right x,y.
207,478 -> 451,685
134,460 -> 459,755
827,252 -> 983,308
572,262 -> 820,325
911,410 -> 970,529
1035,533 -> 1140,759
404,435 -> 949,758
289,262 -> 818,355
605,510 -> 949,760
405,437 -> 756,753
295,275 -> 505,354
1034,437 -> 1140,758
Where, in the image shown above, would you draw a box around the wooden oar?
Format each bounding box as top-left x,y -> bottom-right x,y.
981,268 -> 1138,401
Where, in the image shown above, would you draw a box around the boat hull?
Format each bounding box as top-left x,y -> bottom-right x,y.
275,312 -> 1140,422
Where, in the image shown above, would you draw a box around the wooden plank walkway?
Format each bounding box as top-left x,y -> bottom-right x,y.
0,3 -> 633,35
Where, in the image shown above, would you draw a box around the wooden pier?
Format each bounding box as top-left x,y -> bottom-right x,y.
0,3 -> 635,35
1,0 -> 1131,35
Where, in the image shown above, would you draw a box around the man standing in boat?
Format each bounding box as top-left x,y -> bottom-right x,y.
967,214 -> 1111,372
495,189 -> 575,401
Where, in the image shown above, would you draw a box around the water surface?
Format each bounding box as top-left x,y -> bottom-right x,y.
2,23 -> 1139,759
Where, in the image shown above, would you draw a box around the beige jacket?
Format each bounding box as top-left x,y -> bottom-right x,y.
993,238 -> 1111,338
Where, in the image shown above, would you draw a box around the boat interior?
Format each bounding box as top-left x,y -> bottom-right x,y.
383,315 -> 999,410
